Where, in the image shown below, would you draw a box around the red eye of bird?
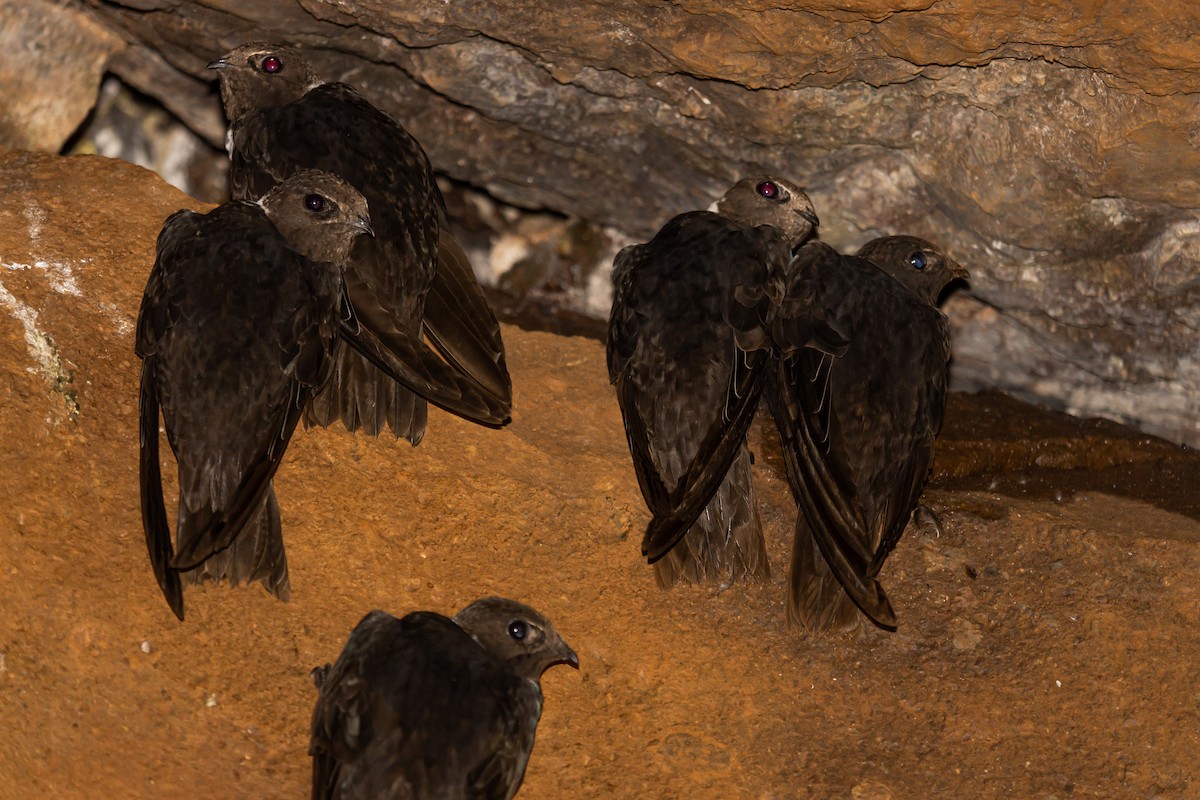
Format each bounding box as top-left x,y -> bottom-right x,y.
756,180 -> 779,200
260,56 -> 283,74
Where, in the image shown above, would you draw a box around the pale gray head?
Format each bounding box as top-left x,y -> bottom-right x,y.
208,41 -> 324,124
715,175 -> 820,249
454,597 -> 579,682
855,235 -> 969,305
257,169 -> 373,264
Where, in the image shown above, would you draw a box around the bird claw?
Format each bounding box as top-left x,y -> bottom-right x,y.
914,504 -> 945,538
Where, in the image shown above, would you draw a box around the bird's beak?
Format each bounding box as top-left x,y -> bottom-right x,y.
559,644 -> 580,670
355,215 -> 374,238
950,261 -> 970,282
207,57 -> 230,72
798,208 -> 820,228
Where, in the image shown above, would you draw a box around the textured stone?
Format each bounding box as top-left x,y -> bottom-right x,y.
31,0 -> 1200,443
0,0 -> 121,151
2,149 -> 1200,800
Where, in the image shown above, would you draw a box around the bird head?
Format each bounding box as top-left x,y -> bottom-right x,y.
208,41 -> 323,124
855,235 -> 970,305
454,597 -> 579,682
715,175 -> 820,249
257,169 -> 373,264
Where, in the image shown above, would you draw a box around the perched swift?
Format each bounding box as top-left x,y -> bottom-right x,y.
607,176 -> 820,588
136,170 -> 372,620
309,598 -> 579,800
768,236 -> 968,632
209,42 -> 511,443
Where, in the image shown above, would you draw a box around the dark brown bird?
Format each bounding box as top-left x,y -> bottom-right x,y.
767,236 -> 968,631
136,170 -> 372,620
309,598 -> 579,800
210,42 -> 511,442
607,176 -> 820,588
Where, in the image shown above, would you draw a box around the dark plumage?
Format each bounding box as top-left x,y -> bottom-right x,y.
210,42 -> 511,442
768,236 -> 968,631
309,598 -> 578,800
136,170 -> 372,620
607,176 -> 820,587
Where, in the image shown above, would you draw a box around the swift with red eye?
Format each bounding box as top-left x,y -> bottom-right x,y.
209,40 -> 515,441
756,180 -> 788,202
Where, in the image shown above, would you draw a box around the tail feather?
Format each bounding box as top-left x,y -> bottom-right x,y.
787,514 -> 869,632
653,451 -> 768,588
304,346 -> 426,444
184,486 -> 290,601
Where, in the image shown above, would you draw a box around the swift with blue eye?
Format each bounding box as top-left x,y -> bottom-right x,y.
907,251 -> 927,270
507,620 -> 528,640
304,194 -> 326,213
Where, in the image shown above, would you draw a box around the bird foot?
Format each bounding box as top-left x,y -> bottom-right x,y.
914,504 -> 945,538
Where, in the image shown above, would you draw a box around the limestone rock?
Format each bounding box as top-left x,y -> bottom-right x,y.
0,0 -> 121,152
20,0 -> 1200,445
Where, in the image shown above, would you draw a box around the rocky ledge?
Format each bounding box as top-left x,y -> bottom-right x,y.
1,150 -> 1198,799
2,0 -> 1198,445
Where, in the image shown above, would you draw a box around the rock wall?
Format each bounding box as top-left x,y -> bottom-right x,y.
1,149 -> 1198,800
5,0 -> 1200,443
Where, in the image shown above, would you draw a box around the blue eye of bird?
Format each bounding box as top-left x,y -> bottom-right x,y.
507,620 -> 528,640
908,251 -> 927,270
304,194 -> 326,213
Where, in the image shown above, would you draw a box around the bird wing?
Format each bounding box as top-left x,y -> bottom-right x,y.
866,313 -> 951,575
230,84 -> 510,434
465,708 -> 539,800
769,251 -> 953,630
135,210 -> 203,620
606,212 -> 789,562
640,344 -> 768,563
311,611 -> 529,800
423,223 -> 513,405
144,205 -> 335,574
338,276 -> 511,427
773,345 -> 897,627
768,253 -> 899,628
137,357 -> 183,620
231,83 -> 434,331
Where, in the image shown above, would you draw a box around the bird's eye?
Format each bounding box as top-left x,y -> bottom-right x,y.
908,251 -> 927,270
304,194 -> 326,213
507,620 -> 528,641
756,181 -> 780,200
260,56 -> 283,74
